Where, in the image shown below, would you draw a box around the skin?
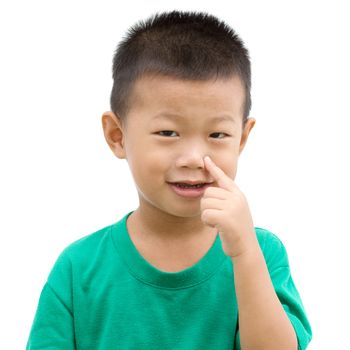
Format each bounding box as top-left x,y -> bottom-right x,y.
102,74 -> 297,349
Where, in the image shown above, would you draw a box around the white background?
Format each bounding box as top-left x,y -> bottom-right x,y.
1,0 -> 349,349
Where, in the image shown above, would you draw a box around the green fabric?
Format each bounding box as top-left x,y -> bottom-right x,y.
27,210 -> 312,349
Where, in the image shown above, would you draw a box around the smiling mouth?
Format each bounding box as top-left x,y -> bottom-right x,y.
167,181 -> 214,188
167,182 -> 212,198
171,183 -> 206,188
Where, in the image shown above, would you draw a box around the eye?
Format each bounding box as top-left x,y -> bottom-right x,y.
154,131 -> 231,139
156,130 -> 178,137
210,132 -> 230,139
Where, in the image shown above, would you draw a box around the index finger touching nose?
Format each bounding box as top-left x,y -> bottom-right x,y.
203,156 -> 233,191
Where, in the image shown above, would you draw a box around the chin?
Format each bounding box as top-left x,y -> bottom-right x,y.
165,205 -> 202,219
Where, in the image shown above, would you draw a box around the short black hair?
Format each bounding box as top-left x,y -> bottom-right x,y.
110,10 -> 252,127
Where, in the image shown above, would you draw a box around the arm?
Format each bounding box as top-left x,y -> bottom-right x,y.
200,157 -> 306,350
232,241 -> 298,350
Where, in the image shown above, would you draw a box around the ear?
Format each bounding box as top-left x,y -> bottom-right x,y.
239,117 -> 256,155
101,111 -> 127,159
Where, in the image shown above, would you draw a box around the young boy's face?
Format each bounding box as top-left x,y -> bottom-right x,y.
102,74 -> 255,219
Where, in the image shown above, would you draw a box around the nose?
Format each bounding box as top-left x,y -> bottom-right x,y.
175,146 -> 208,169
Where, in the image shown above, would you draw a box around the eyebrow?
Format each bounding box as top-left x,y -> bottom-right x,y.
152,113 -> 235,124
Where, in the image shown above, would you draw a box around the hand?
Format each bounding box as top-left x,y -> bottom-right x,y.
200,156 -> 258,258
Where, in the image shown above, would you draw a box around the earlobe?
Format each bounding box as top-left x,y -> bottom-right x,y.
101,111 -> 127,159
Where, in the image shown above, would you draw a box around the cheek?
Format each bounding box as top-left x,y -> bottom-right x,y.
145,157 -> 165,177
218,154 -> 238,179
230,166 -> 238,180
129,149 -> 166,184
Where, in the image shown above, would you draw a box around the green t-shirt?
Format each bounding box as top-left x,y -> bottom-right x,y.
26,210 -> 312,349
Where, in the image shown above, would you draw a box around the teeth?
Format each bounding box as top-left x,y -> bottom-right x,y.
176,183 -> 204,188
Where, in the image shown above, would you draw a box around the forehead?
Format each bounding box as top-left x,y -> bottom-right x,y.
128,74 -> 245,120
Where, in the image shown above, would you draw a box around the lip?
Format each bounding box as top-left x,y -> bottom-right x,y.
167,182 -> 212,198
169,180 -> 212,185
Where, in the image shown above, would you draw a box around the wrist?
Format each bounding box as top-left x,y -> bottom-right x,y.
230,239 -> 262,264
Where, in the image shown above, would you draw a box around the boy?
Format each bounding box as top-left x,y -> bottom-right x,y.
26,10 -> 312,350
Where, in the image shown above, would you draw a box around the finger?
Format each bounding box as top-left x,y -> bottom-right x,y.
204,156 -> 234,192
202,186 -> 227,200
200,197 -> 226,212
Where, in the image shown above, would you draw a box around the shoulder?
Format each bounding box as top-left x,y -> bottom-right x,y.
47,223 -> 115,282
64,223 -> 114,258
254,226 -> 290,270
58,223 -> 114,260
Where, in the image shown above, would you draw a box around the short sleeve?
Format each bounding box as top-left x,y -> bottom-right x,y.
261,230 -> 312,349
26,249 -> 76,349
233,229 -> 312,350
